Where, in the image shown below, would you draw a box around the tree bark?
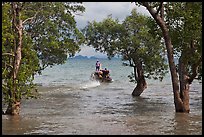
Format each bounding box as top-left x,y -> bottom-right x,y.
5,2 -> 23,115
132,75 -> 147,96
177,53 -> 190,112
132,61 -> 147,96
5,101 -> 21,115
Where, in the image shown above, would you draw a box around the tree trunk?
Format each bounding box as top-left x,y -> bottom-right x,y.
177,74 -> 190,113
141,2 -> 189,113
132,61 -> 147,96
132,75 -> 147,96
176,54 -> 190,112
5,101 -> 21,115
5,2 -> 23,115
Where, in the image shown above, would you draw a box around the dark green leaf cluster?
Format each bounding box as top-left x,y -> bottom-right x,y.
83,16 -> 121,59
2,2 -> 85,104
22,2 -> 85,69
166,2 -> 202,81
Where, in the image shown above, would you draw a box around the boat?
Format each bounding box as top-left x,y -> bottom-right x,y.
91,69 -> 112,83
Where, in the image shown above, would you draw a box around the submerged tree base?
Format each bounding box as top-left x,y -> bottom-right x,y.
5,101 -> 21,115
132,79 -> 147,96
176,109 -> 190,113
132,88 -> 146,96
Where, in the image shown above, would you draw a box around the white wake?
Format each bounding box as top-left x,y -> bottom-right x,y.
80,80 -> 100,89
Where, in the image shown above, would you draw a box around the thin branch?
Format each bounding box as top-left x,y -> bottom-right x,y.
2,53 -> 15,57
4,63 -> 14,69
22,11 -> 39,25
22,3 -> 48,25
188,57 -> 202,84
156,2 -> 163,15
160,3 -> 164,21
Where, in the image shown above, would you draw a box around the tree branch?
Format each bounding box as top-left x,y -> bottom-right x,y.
4,63 -> 14,69
188,57 -> 202,84
2,53 -> 15,57
156,2 -> 163,15
22,12 -> 39,25
22,4 -> 48,25
140,2 -> 157,18
11,2 -> 19,30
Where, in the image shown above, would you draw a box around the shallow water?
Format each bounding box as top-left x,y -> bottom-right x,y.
2,59 -> 202,135
2,82 -> 202,135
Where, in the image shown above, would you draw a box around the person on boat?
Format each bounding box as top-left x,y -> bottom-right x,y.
95,60 -> 101,71
98,70 -> 103,78
102,68 -> 110,78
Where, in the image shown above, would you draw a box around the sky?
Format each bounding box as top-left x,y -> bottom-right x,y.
74,2 -> 150,58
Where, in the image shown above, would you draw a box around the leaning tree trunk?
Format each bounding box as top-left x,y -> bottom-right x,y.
132,61 -> 147,96
141,2 -> 189,113
132,75 -> 147,96
5,2 -> 23,115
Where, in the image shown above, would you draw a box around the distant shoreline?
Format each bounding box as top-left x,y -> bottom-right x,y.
70,55 -> 121,60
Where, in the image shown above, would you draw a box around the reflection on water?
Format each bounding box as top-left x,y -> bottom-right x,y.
2,115 -> 39,135
2,83 -> 202,135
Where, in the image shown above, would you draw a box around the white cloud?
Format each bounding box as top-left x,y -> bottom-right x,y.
74,2 -> 150,57
75,45 -> 106,58
75,2 -> 150,29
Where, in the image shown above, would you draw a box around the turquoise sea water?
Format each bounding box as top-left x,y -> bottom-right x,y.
33,58 -> 173,88
34,58 -> 134,87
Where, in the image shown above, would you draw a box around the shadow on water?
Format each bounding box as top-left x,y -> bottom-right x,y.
119,95 -> 174,116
